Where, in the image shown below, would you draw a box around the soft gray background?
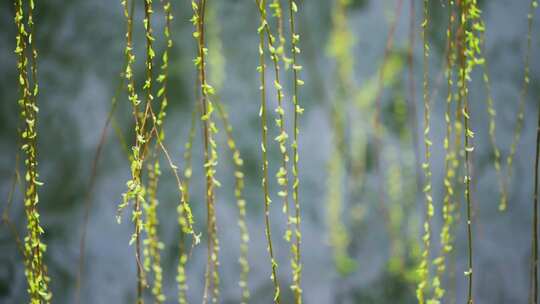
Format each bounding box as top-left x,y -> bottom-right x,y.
0,0 -> 539,303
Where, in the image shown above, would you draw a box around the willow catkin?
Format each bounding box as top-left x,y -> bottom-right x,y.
191,1 -> 221,302
416,1 -> 434,303
14,0 -> 52,302
256,0 -> 281,302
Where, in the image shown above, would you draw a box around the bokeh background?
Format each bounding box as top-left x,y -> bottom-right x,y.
1,0 -> 540,303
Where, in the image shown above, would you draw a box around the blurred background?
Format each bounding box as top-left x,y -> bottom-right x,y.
1,0 -> 539,303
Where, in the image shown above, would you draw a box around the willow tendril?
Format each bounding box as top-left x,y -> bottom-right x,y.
214,102 -> 251,303
458,1 -> 484,302
430,1 -> 458,302
480,0 -> 537,211
416,1 -> 434,303
205,6 -> 252,300
327,0 -> 356,276
256,0 -> 281,301
140,1 -> 175,302
192,1 -> 221,302
480,39 -> 506,211
177,105 -> 198,304
286,1 -> 304,301
129,0 -> 158,300
255,0 -> 295,291
500,0 -> 537,212
118,0 -> 196,301
143,154 -> 165,303
116,0 -> 145,301
372,0 -> 403,245
14,0 -> 52,302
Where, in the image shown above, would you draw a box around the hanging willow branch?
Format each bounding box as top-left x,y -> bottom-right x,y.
256,0 -> 281,302
458,0 -> 484,302
191,0 -> 221,302
140,2 -> 175,303
481,0 -> 537,211
500,0 -> 538,211
215,102 -> 251,303
326,0 -> 356,277
416,1 -> 434,303
176,104 -> 199,304
205,4 -> 252,299
115,0 -> 158,300
255,0 -> 293,264
286,1 -> 304,301
14,0 -> 52,302
430,1 -> 458,302
117,1 -> 197,302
